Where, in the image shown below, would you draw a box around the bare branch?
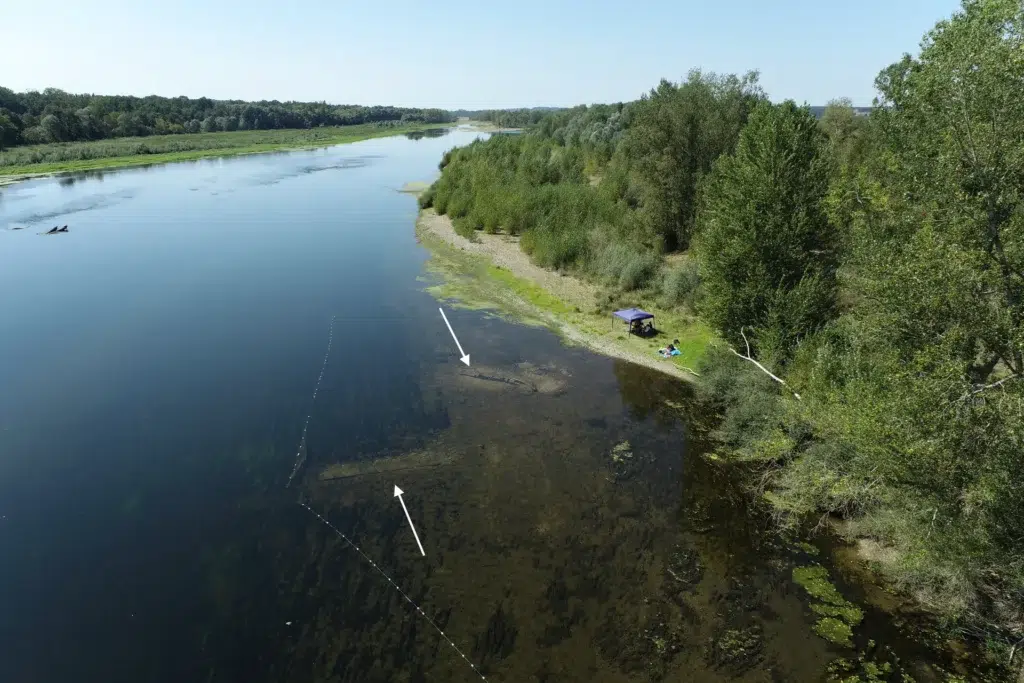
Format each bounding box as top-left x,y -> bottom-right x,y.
729,333 -> 802,400
958,373 -> 1022,402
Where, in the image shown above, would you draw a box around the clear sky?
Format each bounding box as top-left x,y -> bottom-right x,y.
5,0 -> 962,109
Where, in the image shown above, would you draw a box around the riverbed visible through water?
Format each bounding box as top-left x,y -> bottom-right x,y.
0,129 -> 952,682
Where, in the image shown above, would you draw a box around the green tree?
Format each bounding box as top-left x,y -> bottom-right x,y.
818,98 -> 873,171
694,101 -> 836,360
40,113 -> 63,142
865,0 -> 1024,382
617,70 -> 764,252
767,0 -> 1024,633
0,108 -> 22,149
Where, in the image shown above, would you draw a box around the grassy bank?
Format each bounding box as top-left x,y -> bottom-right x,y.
415,207 -> 717,381
0,123 -> 447,178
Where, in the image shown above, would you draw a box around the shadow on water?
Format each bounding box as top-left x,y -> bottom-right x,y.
404,128 -> 453,141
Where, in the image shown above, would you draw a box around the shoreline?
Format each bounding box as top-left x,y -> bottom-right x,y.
414,206 -> 714,383
412,207 -> 994,676
0,123 -> 450,185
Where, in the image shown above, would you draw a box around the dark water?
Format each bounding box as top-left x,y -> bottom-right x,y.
0,132 -> 942,682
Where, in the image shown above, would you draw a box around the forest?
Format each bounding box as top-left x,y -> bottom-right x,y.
0,87 -> 454,149
421,0 -> 1024,659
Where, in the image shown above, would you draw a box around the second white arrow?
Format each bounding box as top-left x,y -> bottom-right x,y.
393,485 -> 426,556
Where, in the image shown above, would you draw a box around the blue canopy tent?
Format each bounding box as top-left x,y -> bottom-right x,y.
613,308 -> 655,336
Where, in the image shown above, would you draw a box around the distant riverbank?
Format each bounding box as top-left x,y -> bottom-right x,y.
413,204 -> 716,382
0,123 -> 449,183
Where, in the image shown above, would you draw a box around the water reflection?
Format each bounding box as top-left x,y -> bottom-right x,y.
404,128 -> 452,141
57,169 -> 108,186
6,187 -> 137,224
612,360 -> 706,428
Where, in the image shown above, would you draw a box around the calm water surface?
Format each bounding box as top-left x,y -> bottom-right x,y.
0,130 -> 940,682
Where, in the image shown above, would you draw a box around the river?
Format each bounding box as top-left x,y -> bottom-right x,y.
0,129 -> 948,682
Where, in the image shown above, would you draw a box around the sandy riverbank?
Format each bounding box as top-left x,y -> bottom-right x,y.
415,207 -> 712,382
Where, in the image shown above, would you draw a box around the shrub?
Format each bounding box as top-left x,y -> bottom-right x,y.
418,185 -> 435,208
591,241 -> 660,291
660,258 -> 702,308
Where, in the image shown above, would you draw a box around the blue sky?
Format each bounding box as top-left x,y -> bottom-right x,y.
5,0 -> 962,108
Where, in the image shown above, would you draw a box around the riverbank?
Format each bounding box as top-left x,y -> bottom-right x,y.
413,203 -> 1011,679
0,123 -> 449,182
413,205 -> 716,382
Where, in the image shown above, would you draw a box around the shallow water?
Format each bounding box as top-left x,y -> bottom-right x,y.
0,131 -> 944,682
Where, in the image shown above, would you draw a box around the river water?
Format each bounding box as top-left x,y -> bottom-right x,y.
0,130 -> 946,682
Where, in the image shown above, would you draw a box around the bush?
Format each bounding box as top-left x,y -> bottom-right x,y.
697,346 -> 798,463
591,241 -> 660,291
418,185 -> 435,208
660,258 -> 702,308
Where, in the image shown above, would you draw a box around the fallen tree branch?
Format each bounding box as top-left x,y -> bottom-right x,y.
729,327 -> 802,400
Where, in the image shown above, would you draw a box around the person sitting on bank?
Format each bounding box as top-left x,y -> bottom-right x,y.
659,339 -> 682,357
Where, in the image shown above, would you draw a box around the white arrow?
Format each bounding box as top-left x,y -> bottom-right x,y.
438,307 -> 470,366
393,485 -> 426,556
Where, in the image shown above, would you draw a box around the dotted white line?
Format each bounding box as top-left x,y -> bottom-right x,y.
285,315 -> 485,680
286,315 -> 337,488
300,503 -> 487,681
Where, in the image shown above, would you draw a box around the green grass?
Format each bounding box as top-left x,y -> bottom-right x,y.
0,123 -> 448,177
485,265 -> 575,315
485,264 -> 716,372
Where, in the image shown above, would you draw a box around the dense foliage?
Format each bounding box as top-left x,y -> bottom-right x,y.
694,101 -> 837,360
422,71 -> 766,288
613,72 -> 764,251
0,87 -> 454,149
424,0 -> 1024,656
777,0 -> 1024,634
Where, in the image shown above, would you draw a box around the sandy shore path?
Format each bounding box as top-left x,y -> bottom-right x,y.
414,207 -> 707,383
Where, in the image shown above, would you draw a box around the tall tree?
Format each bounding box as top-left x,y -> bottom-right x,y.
863,0 -> 1024,383
694,100 -> 836,360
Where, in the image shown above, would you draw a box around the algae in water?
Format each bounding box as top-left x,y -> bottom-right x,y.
793,565 -> 864,647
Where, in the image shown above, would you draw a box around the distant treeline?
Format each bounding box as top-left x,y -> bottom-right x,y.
423,0 -> 1024,660
808,105 -> 872,118
454,108 -> 564,128
0,87 -> 455,149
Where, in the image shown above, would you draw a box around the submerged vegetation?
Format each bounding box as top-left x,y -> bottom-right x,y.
793,565 -> 864,646
421,0 -> 1024,665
